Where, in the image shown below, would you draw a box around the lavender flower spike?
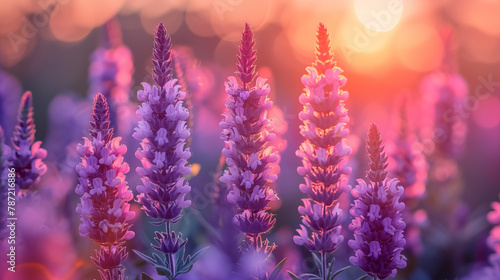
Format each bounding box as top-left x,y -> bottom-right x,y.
75,93 -> 135,279
290,23 -> 352,280
133,22 -> 205,280
10,91 -> 47,193
349,124 -> 407,279
220,23 -> 280,257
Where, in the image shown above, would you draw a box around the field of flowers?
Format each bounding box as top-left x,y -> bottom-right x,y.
0,1 -> 499,280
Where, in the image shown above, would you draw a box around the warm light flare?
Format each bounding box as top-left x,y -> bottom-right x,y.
354,0 -> 403,32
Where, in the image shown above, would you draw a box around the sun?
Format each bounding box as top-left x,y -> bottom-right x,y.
354,0 -> 404,32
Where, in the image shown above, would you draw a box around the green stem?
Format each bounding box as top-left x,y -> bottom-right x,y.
321,251 -> 327,280
166,222 -> 176,277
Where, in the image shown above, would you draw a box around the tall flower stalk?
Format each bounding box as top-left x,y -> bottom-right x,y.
10,91 -> 47,193
219,23 -> 285,278
290,23 -> 352,280
349,124 -> 406,280
75,93 -> 135,280
132,22 -> 205,280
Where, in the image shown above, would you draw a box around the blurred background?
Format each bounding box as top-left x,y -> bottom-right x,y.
0,0 -> 500,279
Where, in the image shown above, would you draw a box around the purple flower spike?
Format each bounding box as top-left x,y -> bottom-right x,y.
349,124 -> 407,280
134,22 -> 191,228
10,91 -> 47,192
152,22 -> 173,88
76,93 -> 135,279
290,23 -> 352,280
133,22 -> 206,280
219,23 -> 280,257
236,23 -> 257,90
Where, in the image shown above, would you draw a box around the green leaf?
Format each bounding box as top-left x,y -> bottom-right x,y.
326,257 -> 335,279
185,246 -> 209,267
355,275 -> 370,280
269,258 -> 287,280
155,266 -> 171,278
311,253 -> 322,273
133,250 -> 157,266
288,271 -> 302,280
141,272 -> 155,280
301,273 -> 322,279
329,266 -> 351,280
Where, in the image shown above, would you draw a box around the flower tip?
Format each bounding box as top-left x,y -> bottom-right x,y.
21,91 -> 33,108
155,22 -> 166,35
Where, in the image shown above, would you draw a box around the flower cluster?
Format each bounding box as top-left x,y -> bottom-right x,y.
10,91 -> 47,193
75,93 -> 135,279
349,124 -> 407,279
88,20 -> 134,133
133,22 -> 204,280
219,23 -> 279,255
293,23 -> 351,257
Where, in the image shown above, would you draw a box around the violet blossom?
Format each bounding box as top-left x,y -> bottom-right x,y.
133,22 -> 205,280
349,124 -> 407,279
219,23 -> 279,254
291,23 -> 352,279
75,93 -> 135,280
10,91 -> 47,193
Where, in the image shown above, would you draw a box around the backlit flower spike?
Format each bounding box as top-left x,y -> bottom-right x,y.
312,22 -> 335,75
219,23 -> 279,256
389,96 -> 428,255
75,93 -> 135,280
10,91 -> 47,193
0,126 -> 11,240
88,19 -> 134,134
133,22 -> 206,280
291,23 -> 352,280
349,124 -> 407,280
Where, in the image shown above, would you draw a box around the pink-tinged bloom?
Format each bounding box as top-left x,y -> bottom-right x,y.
76,93 -> 135,279
294,23 -> 351,258
219,23 -> 280,257
349,124 -> 407,279
10,91 -> 47,193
